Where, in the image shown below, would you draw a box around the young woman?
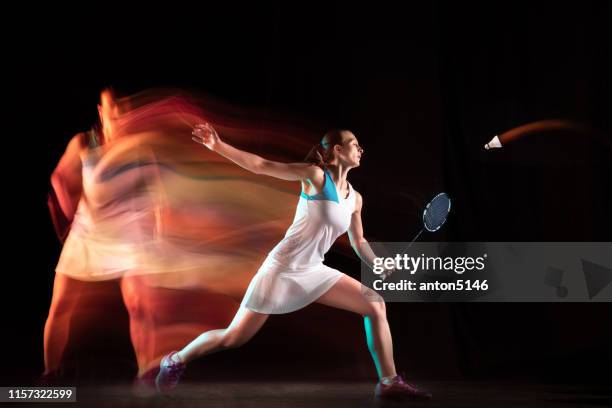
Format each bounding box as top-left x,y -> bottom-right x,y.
44,89 -> 125,378
155,123 -> 432,400
45,89 -> 165,386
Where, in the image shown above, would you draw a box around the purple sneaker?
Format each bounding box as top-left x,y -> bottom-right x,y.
155,351 -> 186,393
374,373 -> 432,400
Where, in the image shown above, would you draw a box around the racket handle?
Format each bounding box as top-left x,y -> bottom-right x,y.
408,229 -> 424,248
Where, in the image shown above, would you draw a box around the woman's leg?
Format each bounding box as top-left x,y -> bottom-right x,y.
120,275 -> 157,377
43,273 -> 85,376
315,275 -> 396,380
176,305 -> 269,364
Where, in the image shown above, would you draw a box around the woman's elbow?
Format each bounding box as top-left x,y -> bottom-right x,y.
250,158 -> 267,175
350,236 -> 366,249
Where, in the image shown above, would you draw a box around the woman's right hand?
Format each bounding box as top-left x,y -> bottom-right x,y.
192,123 -> 221,151
381,267 -> 396,281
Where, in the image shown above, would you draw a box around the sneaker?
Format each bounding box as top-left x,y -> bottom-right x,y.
374,373 -> 432,400
155,351 -> 186,393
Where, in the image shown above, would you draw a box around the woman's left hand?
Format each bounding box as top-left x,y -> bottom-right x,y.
192,122 -> 220,151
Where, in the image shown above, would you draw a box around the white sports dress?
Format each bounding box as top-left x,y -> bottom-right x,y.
241,167 -> 356,314
56,133 -> 164,280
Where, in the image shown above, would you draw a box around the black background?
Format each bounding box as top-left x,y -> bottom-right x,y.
4,1 -> 611,385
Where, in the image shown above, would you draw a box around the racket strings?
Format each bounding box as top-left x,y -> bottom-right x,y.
424,194 -> 450,232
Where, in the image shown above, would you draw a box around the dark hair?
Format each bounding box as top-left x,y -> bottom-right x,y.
304,129 -> 350,165
100,87 -> 132,115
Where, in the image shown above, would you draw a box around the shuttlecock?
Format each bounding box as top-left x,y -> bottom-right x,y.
484,135 -> 502,150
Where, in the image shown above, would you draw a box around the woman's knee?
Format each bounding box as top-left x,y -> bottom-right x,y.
48,275 -> 82,316
364,299 -> 387,320
48,293 -> 79,317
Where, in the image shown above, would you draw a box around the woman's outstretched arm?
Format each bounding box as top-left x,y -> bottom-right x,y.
192,123 -> 321,182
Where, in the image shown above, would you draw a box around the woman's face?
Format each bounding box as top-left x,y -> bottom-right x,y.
97,91 -> 120,141
334,131 -> 364,168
